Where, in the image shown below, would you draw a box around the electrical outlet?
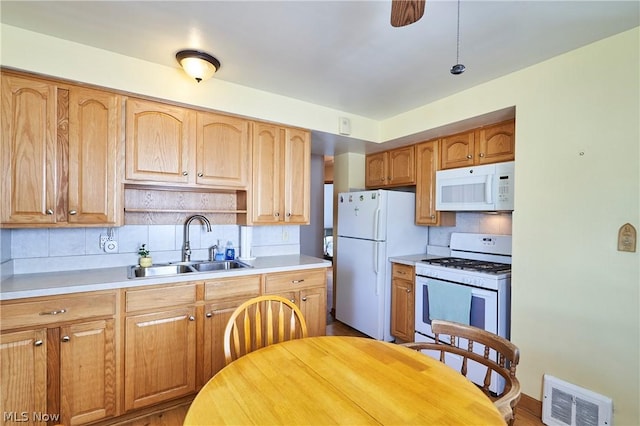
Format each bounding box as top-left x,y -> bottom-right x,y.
282,229 -> 289,242
100,235 -> 109,249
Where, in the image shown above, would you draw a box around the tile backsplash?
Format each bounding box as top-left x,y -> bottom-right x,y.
4,225 -> 301,274
428,212 -> 512,248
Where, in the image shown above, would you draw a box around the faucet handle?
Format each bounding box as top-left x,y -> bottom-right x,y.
209,245 -> 218,261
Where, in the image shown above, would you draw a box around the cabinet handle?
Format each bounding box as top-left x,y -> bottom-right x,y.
290,299 -> 296,304
198,172 -> 204,177
189,315 -> 195,321
291,279 -> 304,284
274,212 -> 280,217
182,171 -> 188,176
380,177 -> 385,182
406,288 -> 412,293
34,340 -> 43,347
479,153 -> 485,158
45,209 -> 54,215
39,309 -> 67,316
61,336 -> 70,342
286,212 -> 292,217
302,297 -> 307,302
466,154 -> 472,159
431,215 -> 436,219
69,210 -> 77,215
205,312 -> 212,318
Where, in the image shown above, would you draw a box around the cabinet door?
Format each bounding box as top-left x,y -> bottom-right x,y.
251,123 -> 282,223
0,329 -> 48,421
283,128 -> 310,224
299,287 -> 327,337
124,307 -> 196,411
196,112 -> 250,188
440,130 -> 475,170
475,120 -> 515,165
60,319 -> 116,425
388,146 -> 415,186
125,98 -> 195,184
365,152 -> 388,188
68,87 -> 121,225
415,141 -> 455,226
390,277 -> 414,342
1,74 -> 57,224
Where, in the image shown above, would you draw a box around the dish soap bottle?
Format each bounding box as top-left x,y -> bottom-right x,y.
225,241 -> 235,260
214,240 -> 225,261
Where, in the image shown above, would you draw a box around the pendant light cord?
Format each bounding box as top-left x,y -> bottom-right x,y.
455,0 -> 461,65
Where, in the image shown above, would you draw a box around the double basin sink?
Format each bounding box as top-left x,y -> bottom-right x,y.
128,260 -> 251,279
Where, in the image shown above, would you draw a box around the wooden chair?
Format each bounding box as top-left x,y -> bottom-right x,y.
223,295 -> 308,365
402,320 -> 521,425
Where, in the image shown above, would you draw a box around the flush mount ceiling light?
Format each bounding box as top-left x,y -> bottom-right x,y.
176,50 -> 221,83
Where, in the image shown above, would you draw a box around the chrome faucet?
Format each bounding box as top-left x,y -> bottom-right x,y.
182,215 -> 212,262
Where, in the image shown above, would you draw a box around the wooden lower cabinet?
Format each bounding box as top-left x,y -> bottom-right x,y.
0,329 -> 48,423
390,263 -> 415,342
123,283 -> 198,412
201,275 -> 261,384
263,269 -> 327,337
0,291 -> 117,425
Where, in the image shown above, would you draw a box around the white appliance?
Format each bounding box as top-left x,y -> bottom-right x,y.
336,190 -> 427,341
414,232 -> 512,393
436,161 -> 515,211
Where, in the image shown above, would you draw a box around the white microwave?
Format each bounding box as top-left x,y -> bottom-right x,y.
435,161 -> 515,211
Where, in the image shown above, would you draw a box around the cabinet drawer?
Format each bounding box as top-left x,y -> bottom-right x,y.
204,275 -> 261,301
392,263 -> 414,280
125,283 -> 197,313
1,292 -> 116,331
264,269 -> 326,293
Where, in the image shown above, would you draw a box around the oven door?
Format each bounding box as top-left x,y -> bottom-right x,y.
414,276 -> 498,338
414,275 -> 504,393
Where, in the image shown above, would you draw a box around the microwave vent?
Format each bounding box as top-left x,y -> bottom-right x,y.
542,374 -> 613,426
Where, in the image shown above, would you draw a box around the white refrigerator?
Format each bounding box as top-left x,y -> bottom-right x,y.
335,190 -> 428,341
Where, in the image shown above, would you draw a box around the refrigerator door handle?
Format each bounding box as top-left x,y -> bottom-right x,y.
373,208 -> 381,240
373,243 -> 380,295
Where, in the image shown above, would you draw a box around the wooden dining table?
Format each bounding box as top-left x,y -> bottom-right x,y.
184,336 -> 505,425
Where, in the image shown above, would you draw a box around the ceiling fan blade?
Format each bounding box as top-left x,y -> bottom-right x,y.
390,0 -> 426,27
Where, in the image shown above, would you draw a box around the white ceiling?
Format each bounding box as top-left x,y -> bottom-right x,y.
2,0 -> 638,122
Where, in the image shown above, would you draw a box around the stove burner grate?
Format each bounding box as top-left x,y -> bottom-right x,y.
421,257 -> 511,274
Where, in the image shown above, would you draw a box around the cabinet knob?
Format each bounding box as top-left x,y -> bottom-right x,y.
188,315 -> 195,321
286,212 -> 292,217
302,297 -> 307,302
182,171 -> 189,176
61,336 -> 70,342
380,177 -> 385,182
205,312 -> 212,318
45,209 -> 54,215
406,288 -> 412,293
34,340 -> 43,347
69,210 -> 77,215
198,172 -> 204,177
466,154 -> 472,159
479,153 -> 485,158
290,299 -> 295,304
431,215 -> 436,219
274,212 -> 280,217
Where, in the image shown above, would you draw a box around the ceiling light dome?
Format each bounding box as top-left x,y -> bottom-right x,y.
176,50 -> 221,83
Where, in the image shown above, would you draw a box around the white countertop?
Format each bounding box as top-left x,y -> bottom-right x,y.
388,253 -> 444,266
0,255 -> 331,301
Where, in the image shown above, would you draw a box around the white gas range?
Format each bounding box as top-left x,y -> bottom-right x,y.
414,233 -> 512,392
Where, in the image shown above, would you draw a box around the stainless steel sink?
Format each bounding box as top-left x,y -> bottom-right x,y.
128,263 -> 196,278
191,260 -> 250,272
128,260 -> 251,279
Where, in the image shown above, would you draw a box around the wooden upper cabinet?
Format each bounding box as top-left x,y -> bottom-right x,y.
475,120 -> 515,165
441,120 -> 515,169
1,73 -> 57,224
251,123 -> 310,225
1,72 -> 122,227
365,146 -> 415,188
440,130 -> 476,170
365,152 -> 388,187
284,127 -> 311,224
68,87 -> 122,225
125,98 -> 195,184
196,112 -> 250,188
415,140 -> 455,226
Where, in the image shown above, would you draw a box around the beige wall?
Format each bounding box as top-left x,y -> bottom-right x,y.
2,21 -> 638,424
